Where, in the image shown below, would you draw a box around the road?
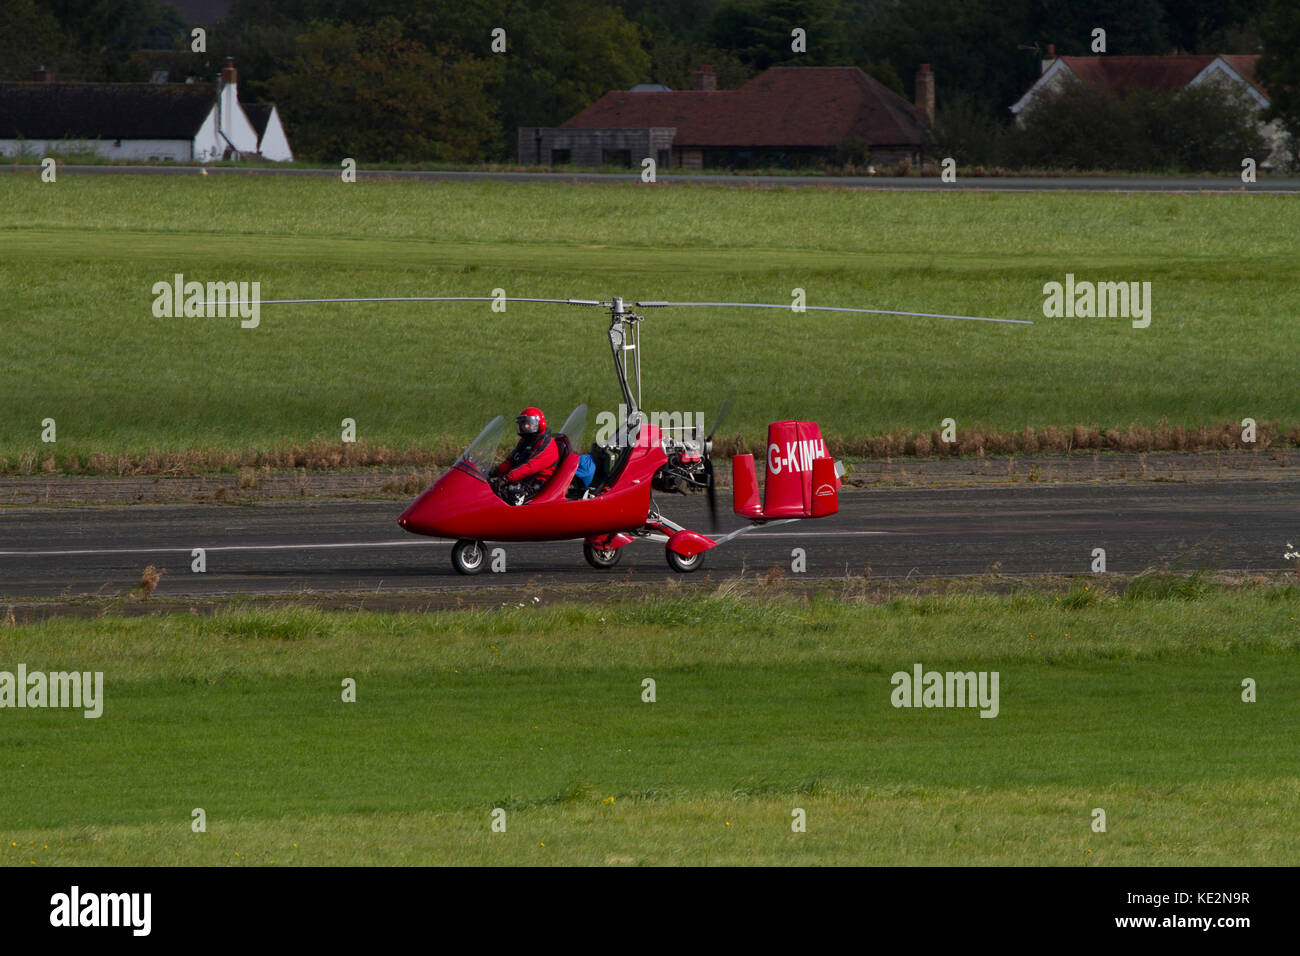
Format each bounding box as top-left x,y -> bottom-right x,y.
2,165 -> 1296,192
1,480 -> 1294,600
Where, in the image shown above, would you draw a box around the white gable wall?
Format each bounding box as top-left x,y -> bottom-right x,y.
192,108 -> 220,162
219,80 -> 260,154
192,83 -> 259,160
257,106 -> 293,162
1010,59 -> 1076,119
1188,58 -> 1268,108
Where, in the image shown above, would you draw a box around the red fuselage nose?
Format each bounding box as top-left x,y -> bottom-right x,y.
397,465 -> 500,538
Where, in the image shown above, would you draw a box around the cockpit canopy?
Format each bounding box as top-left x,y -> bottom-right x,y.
453,405 -> 588,479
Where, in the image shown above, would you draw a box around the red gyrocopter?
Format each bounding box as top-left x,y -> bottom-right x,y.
387,295 -> 1029,574
208,291 -> 1027,574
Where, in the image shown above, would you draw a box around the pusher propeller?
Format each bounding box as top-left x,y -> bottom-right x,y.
699,392 -> 734,531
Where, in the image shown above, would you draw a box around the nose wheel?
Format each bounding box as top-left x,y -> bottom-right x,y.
665,548 -> 704,573
451,539 -> 487,575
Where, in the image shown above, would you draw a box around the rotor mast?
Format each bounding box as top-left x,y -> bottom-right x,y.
607,296 -> 644,427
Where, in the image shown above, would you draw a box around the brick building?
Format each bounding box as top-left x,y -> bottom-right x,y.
520,64 -> 933,169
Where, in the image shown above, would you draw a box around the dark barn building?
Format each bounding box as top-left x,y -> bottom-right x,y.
520,65 -> 933,170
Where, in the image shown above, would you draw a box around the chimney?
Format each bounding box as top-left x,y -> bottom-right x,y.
216,56 -> 242,159
31,65 -> 54,83
914,64 -> 935,127
692,64 -> 716,91
1041,43 -> 1056,75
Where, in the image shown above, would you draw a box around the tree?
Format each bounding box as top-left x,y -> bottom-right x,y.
861,60 -> 903,97
1008,78 -> 1267,172
935,92 -> 1010,167
229,0 -> 651,158
1010,80 -> 1139,170
635,22 -> 753,90
0,0 -> 68,80
40,0 -> 185,78
1159,0 -> 1254,52
497,0 -> 652,136
1032,0 -> 1168,56
708,0 -> 846,70
849,0 -> 1038,117
1258,0 -> 1300,165
267,18 -> 502,162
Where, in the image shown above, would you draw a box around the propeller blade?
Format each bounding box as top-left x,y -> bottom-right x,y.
706,392 -> 735,443
636,301 -> 1031,325
704,456 -> 718,531
697,393 -> 732,532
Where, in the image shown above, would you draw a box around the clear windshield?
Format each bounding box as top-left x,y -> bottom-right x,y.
559,404 -> 587,450
455,416 -> 505,478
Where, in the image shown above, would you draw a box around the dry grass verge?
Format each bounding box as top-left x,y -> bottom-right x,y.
0,421 -> 1295,477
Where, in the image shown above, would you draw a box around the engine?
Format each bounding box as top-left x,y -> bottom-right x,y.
652,434 -> 709,494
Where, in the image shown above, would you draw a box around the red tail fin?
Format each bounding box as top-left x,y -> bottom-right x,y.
810,455 -> 839,517
762,421 -> 830,517
732,454 -> 762,518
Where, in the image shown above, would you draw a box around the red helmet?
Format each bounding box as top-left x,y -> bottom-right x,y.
516,407 -> 546,436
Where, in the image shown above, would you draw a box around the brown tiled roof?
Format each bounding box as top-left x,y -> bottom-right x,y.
1058,55 -> 1264,98
0,81 -> 216,140
1219,55 -> 1263,91
563,66 -> 925,148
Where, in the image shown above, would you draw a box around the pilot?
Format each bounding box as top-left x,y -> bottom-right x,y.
490,407 -> 560,503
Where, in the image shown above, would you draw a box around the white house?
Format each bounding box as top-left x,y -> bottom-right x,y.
0,58 -> 291,163
1011,50 -> 1288,169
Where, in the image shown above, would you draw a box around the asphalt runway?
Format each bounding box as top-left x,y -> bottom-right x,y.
1,480 -> 1294,600
2,165 -> 1297,192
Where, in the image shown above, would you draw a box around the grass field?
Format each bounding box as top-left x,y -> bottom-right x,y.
1,176 -> 1298,472
2,584 -> 1297,865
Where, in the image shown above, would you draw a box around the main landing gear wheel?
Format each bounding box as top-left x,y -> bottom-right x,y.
451,539 -> 487,575
665,548 -> 704,573
583,542 -> 623,569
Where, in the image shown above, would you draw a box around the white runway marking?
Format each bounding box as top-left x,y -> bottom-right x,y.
0,540 -> 446,557
0,529 -> 892,558
736,531 -> 890,537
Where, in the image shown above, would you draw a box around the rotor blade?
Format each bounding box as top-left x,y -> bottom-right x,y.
635,301 -> 1031,325
197,296 -> 604,307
